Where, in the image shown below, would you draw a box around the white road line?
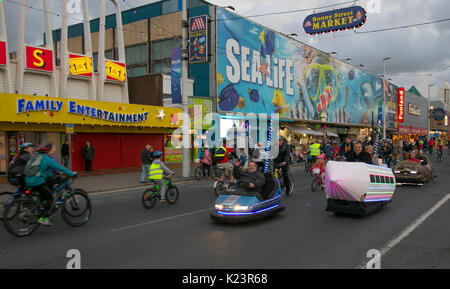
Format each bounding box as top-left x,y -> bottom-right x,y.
357,193 -> 450,269
110,208 -> 212,233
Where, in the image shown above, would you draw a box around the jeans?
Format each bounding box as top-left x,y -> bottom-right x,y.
34,183 -> 53,218
155,179 -> 167,200
141,164 -> 150,182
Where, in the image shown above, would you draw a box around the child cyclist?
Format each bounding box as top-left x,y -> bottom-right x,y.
148,151 -> 175,203
310,154 -> 326,186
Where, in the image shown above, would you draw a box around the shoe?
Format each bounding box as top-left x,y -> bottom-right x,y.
38,217 -> 53,226
160,199 -> 167,203
56,198 -> 64,204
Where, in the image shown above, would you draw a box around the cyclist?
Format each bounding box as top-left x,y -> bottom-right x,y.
437,139 -> 444,160
7,143 -> 35,186
148,150 -> 175,203
310,153 -> 326,186
274,136 -> 291,193
25,143 -> 77,226
428,138 -> 435,154
214,139 -> 237,188
309,139 -> 321,162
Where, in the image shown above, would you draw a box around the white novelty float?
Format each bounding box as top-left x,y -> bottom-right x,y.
324,161 -> 396,216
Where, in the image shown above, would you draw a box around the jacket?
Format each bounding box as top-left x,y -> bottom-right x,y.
322,145 -> 336,158
274,142 -> 291,164
233,165 -> 265,193
150,159 -> 174,176
200,149 -> 212,165
347,151 -> 373,165
140,149 -> 153,165
25,153 -> 75,187
83,145 -> 95,160
339,142 -> 354,159
61,143 -> 70,156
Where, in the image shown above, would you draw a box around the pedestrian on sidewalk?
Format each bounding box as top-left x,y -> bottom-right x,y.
61,139 -> 70,167
140,144 -> 153,183
83,141 -> 95,171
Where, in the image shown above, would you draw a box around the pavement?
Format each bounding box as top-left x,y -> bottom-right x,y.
0,154 -> 449,269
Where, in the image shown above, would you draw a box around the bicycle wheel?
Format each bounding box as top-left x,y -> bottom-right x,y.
166,186 -> 179,204
213,180 -> 225,197
304,163 -> 310,173
142,188 -> 158,209
0,192 -> 13,220
195,166 -> 204,181
61,189 -> 91,227
3,197 -> 41,237
311,179 -> 318,192
285,174 -> 294,196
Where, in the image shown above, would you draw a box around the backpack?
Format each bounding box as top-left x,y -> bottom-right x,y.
252,148 -> 260,159
24,154 -> 44,177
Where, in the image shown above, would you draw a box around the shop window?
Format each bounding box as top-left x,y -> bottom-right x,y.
152,61 -> 171,74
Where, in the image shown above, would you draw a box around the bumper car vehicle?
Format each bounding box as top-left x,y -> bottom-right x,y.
210,173 -> 284,224
393,157 -> 434,185
324,161 -> 396,216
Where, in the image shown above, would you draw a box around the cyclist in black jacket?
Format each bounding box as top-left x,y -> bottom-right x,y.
274,137 -> 291,193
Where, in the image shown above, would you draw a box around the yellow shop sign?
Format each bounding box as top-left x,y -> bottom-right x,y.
0,93 -> 181,128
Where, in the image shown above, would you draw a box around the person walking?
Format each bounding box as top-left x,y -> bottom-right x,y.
61,139 -> 70,167
82,140 -> 95,171
140,145 -> 153,183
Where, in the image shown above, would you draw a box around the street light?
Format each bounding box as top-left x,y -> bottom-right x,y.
289,33 -> 298,37
345,58 -> 352,62
382,57 -> 391,141
330,51 -> 337,56
428,84 -> 434,139
222,6 -> 235,11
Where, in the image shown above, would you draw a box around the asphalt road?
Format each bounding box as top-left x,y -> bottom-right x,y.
1,155 -> 449,269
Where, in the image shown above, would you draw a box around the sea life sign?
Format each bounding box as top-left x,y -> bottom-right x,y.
216,8 -> 386,126
303,6 -> 367,35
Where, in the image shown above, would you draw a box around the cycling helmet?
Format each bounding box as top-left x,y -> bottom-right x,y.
36,143 -> 53,153
20,142 -> 35,149
153,150 -> 163,157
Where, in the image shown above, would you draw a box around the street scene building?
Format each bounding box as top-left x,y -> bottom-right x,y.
0,0 -> 449,272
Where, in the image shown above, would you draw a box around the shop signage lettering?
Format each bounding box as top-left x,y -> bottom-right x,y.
398,87 -> 404,123
303,6 -> 367,35
68,101 -> 148,123
17,98 -> 63,113
225,39 -> 295,95
16,98 -> 149,124
408,103 -> 421,116
25,46 -> 54,72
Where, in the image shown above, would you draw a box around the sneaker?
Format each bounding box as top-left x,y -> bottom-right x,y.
160,199 -> 167,203
38,217 -> 53,226
56,198 -> 64,204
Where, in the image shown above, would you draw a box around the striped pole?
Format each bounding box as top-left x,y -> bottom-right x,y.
264,107 -> 285,174
373,119 -> 382,163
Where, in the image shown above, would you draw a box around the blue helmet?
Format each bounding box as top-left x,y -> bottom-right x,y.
153,150 -> 163,157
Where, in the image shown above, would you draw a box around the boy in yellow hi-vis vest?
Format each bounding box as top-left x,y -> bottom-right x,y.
149,151 -> 175,203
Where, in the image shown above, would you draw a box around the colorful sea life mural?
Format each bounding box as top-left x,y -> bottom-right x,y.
216,8 -> 396,127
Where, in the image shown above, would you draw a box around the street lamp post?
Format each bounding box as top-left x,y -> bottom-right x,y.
382,57 -> 391,141
428,84 -> 434,139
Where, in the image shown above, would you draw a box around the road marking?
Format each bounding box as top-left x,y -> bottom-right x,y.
110,208 -> 212,233
357,193 -> 450,269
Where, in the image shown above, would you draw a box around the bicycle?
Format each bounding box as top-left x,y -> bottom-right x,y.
212,166 -> 234,196
273,164 -> 294,196
142,176 -> 179,209
194,164 -> 212,181
311,168 -> 324,192
3,176 -> 91,237
1,186 -> 26,221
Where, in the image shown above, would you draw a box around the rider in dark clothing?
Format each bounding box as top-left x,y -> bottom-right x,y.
274,137 -> 291,193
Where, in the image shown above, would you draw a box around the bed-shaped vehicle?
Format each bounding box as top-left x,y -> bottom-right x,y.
210,173 -> 284,224
324,161 -> 396,216
393,156 -> 435,185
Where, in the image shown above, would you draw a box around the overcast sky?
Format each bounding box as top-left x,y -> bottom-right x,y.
3,0 -> 449,98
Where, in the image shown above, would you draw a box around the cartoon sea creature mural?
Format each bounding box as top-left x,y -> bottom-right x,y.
317,86 -> 334,112
349,70 -> 355,80
360,81 -> 375,107
260,28 -> 275,57
272,89 -> 289,115
248,88 -> 260,102
237,96 -> 246,109
217,73 -> 224,86
219,84 -> 240,111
